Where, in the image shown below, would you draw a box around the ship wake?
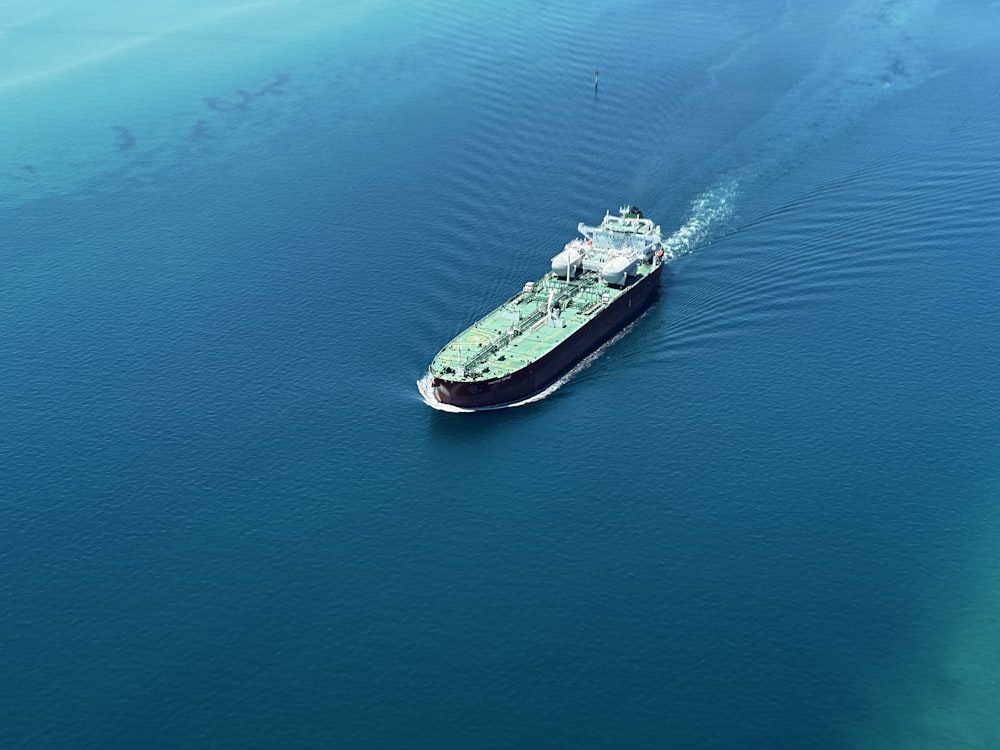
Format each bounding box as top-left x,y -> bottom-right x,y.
661,179 -> 739,262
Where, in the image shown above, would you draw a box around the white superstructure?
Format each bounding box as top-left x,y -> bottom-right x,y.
550,206 -> 663,286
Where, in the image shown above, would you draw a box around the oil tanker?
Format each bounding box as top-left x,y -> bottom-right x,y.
427,206 -> 665,409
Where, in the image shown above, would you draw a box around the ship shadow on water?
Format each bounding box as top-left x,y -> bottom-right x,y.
420,377 -> 565,449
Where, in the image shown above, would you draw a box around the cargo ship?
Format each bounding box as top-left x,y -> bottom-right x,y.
427,206 -> 665,409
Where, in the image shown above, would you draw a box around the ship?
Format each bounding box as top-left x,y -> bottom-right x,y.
427,206 -> 665,409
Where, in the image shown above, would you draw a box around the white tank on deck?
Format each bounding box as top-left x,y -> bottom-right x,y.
551,246 -> 583,278
600,256 -> 637,286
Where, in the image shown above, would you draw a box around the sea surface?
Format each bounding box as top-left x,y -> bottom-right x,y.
2,1 -> 999,748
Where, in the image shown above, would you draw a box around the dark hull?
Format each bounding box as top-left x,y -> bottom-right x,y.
432,264 -> 662,409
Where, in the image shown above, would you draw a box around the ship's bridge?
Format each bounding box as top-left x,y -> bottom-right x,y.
577,205 -> 662,258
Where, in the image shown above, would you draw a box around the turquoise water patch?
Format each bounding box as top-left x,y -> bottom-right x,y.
0,0 -> 414,204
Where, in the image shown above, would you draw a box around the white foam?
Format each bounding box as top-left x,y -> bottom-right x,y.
661,179 -> 740,261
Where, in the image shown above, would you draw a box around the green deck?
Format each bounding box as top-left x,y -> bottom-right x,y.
429,263 -> 656,383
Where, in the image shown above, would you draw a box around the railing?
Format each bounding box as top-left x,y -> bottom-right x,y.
462,305 -> 550,372
460,279 -> 600,373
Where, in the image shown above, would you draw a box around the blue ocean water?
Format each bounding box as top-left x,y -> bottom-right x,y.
2,1 -> 999,747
